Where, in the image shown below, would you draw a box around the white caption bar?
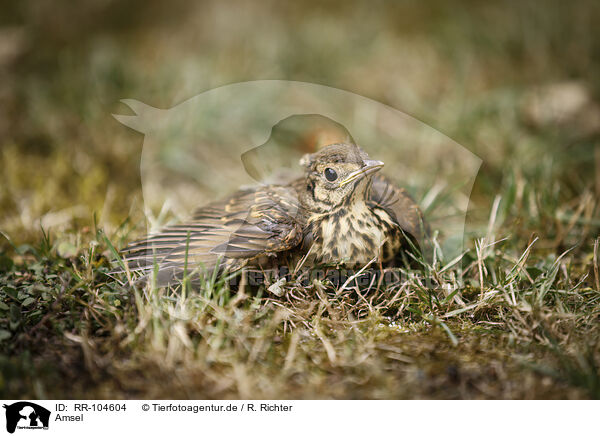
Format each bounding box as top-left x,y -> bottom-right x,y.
0,400 -> 595,435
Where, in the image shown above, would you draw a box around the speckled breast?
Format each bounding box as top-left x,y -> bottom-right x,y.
308,202 -> 401,265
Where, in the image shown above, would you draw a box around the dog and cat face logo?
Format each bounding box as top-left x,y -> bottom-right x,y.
2,402 -> 50,433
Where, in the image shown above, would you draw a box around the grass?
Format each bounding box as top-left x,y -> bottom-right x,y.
1,199 -> 598,399
1,0 -> 599,399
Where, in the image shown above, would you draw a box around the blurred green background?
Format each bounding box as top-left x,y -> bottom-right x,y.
1,0 -> 598,247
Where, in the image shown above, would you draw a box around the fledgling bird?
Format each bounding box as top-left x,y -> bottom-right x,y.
120,143 -> 426,286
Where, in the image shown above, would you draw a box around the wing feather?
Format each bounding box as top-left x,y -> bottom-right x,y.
368,174 -> 427,240
120,184 -> 304,284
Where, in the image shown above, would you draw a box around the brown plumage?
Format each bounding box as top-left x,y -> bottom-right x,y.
121,143 -> 426,286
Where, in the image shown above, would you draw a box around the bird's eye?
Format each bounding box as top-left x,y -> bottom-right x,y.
324,168 -> 338,182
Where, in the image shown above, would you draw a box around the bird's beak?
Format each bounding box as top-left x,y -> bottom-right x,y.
338,159 -> 385,187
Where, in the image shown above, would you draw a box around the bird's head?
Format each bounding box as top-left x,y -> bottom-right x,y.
299,143 -> 384,212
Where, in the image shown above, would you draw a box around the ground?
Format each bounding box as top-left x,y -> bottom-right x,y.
0,0 -> 599,399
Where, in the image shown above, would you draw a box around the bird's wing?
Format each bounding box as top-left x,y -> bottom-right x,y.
120,184 -> 304,283
368,174 -> 427,240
